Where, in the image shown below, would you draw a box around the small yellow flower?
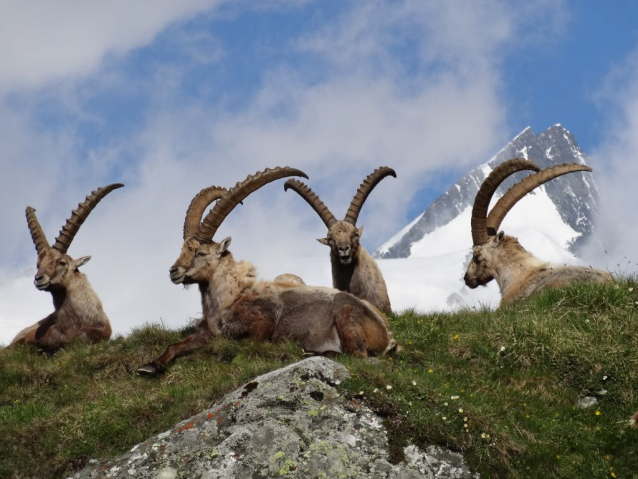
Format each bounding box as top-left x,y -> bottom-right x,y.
556,455 -> 561,459
611,472 -> 616,478
428,369 -> 433,374
463,417 -> 468,421
463,423 -> 468,428
453,334 -> 459,340
595,410 -> 601,416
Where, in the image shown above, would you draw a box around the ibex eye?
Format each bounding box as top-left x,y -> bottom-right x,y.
196,252 -> 206,257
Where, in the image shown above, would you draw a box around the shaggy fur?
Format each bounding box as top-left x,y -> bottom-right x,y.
11,248 -> 111,351
464,233 -> 612,306
273,273 -> 305,285
140,237 -> 397,374
318,222 -> 392,314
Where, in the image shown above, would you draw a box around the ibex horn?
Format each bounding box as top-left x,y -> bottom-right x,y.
196,167 -> 309,242
471,158 -> 539,245
183,186 -> 229,240
284,179 -> 337,228
486,163 -> 592,235
344,166 -> 396,225
25,207 -> 50,255
52,183 -> 124,253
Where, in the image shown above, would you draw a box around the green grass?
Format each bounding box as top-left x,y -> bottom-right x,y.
1,280 -> 637,478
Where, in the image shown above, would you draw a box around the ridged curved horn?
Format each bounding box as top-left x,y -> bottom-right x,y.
344,166 -> 396,225
52,183 -> 124,253
486,163 -> 592,235
471,158 -> 540,245
25,207 -> 50,255
196,167 -> 309,242
284,179 -> 337,228
183,186 -> 228,240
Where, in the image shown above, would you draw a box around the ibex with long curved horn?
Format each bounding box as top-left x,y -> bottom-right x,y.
11,184 -> 123,350
284,167 -> 395,313
138,167 -> 397,375
464,158 -> 611,305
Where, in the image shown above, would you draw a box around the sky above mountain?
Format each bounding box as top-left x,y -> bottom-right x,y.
1,1 -> 637,343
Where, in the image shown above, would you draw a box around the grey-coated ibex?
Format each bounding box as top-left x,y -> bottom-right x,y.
284,167 -> 395,314
464,158 -> 611,305
11,184 -> 123,350
138,167 -> 397,375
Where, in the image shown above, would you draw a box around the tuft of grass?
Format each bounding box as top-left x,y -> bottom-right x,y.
1,279 -> 637,478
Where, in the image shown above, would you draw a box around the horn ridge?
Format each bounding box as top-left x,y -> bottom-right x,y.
471,158 -> 540,245
25,207 -> 50,255
52,183 -> 124,253
344,166 -> 396,225
485,163 -> 592,235
196,167 -> 309,242
183,186 -> 228,240
284,179 -> 337,228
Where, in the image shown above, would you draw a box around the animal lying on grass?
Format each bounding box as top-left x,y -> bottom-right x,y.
11,184 -> 123,351
138,167 -> 397,376
464,158 -> 611,305
284,167 -> 395,313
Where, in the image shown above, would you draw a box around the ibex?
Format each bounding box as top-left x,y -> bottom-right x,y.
11,184 -> 123,350
464,158 -> 611,305
138,167 -> 397,375
284,167 -> 395,314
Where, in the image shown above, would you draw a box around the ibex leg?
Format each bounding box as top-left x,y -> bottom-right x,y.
138,323 -> 213,376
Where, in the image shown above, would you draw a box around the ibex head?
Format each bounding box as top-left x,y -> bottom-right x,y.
26,184 -> 123,291
170,167 -> 308,284
285,167 -> 396,265
464,158 -> 592,288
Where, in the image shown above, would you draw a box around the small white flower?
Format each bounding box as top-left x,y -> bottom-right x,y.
442,416 -> 447,420
386,385 -> 392,390
458,408 -> 464,413
500,346 -> 506,352
412,380 -> 417,386
358,391 -> 364,395
451,395 -> 459,400
373,388 -> 379,393
602,375 -> 608,381
444,402 -> 448,406
629,287 -> 634,292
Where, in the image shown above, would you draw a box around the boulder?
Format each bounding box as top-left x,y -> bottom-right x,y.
72,357 -> 477,478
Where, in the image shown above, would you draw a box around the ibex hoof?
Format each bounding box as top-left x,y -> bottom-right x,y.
137,363 -> 160,376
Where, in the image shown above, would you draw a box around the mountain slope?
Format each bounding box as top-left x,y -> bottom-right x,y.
376,124 -> 598,260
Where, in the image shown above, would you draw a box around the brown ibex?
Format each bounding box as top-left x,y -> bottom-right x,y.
138,167 -> 397,375
464,158 -> 611,305
284,167 -> 395,313
11,184 -> 123,350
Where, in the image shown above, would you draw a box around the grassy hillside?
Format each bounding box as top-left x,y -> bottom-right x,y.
1,280 -> 637,478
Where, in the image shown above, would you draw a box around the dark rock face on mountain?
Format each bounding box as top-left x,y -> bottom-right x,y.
375,125 -> 598,259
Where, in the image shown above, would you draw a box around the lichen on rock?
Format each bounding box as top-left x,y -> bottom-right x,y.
72,357 -> 477,478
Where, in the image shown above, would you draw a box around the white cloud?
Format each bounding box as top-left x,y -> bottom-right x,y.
0,0 -> 568,344
582,48 -> 638,274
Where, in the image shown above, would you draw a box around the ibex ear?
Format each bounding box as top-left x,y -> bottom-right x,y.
317,238 -> 329,246
357,225 -> 364,237
219,237 -> 232,254
72,256 -> 91,270
495,231 -> 505,245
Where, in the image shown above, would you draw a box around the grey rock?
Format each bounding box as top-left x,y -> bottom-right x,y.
375,125 -> 598,259
71,357 -> 477,478
576,396 -> 599,409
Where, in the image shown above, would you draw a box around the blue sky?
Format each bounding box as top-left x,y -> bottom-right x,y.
1,0 -> 638,342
